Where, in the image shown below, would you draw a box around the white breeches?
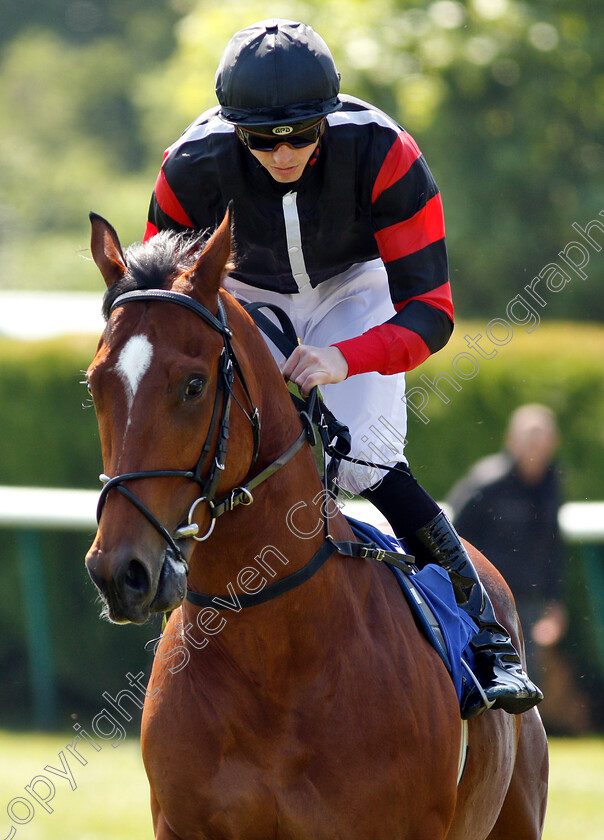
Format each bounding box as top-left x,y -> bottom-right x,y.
225,259 -> 408,495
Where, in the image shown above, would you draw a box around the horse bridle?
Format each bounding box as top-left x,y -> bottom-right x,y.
96,289 -> 307,570
96,288 -> 415,610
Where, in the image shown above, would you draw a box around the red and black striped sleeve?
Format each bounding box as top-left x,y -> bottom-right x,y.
144,150 -> 195,242
334,129 -> 453,376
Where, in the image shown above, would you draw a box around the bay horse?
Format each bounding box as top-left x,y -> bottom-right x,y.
85,210 -> 548,840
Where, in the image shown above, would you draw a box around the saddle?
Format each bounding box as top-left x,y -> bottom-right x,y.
346,516 -> 479,707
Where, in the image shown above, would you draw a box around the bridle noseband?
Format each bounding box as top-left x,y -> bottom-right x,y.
96,289 -> 306,568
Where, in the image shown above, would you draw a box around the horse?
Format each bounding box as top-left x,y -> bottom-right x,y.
84,210 -> 548,840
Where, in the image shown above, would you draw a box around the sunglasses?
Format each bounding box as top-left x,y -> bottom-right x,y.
236,118 -> 325,152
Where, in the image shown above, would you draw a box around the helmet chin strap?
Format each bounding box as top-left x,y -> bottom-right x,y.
308,142 -> 322,166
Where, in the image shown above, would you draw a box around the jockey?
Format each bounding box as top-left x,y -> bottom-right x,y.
144,19 -> 542,719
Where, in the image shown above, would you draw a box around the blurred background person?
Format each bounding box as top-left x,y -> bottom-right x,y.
447,403 -> 591,733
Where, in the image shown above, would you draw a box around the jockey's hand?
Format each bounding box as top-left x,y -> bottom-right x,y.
281,344 -> 349,397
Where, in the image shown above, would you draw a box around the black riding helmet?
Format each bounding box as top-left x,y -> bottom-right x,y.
215,19 -> 342,128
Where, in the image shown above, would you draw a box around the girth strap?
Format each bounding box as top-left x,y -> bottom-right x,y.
186,537 -> 415,610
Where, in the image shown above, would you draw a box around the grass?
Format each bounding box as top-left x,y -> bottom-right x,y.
0,731 -> 151,839
544,737 -> 604,840
0,731 -> 602,838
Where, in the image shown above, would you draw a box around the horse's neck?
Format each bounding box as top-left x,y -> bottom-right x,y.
182,376 -> 363,657
181,481 -> 363,696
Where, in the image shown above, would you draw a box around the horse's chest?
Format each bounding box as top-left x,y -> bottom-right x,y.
152,723 -> 430,840
166,759 -> 381,840
144,614 -> 458,838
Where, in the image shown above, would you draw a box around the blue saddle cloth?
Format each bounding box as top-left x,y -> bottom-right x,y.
346,516 -> 478,704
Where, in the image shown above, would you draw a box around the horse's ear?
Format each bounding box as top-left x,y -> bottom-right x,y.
89,212 -> 128,289
187,206 -> 233,296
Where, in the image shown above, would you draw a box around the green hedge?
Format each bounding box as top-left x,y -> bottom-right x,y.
1,322 -> 603,730
0,335 -> 100,488
404,320 -> 604,502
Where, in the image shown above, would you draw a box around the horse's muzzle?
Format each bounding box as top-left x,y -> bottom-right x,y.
85,543 -> 188,624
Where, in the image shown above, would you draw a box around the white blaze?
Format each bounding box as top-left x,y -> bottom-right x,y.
116,334 -> 153,414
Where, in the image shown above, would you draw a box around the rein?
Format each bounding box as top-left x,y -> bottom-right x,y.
96,289 -> 414,610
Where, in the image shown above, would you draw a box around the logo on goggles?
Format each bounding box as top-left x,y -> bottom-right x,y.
272,126 -> 294,136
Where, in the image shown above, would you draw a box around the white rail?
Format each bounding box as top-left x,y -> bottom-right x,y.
0,486 -> 603,542
558,502 -> 604,542
0,486 -> 99,530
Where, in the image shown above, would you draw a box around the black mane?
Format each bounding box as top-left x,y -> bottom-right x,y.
102,229 -> 209,320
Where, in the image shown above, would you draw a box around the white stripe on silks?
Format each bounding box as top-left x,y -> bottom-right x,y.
282,191 -> 312,291
327,108 -> 400,133
169,115 -> 233,153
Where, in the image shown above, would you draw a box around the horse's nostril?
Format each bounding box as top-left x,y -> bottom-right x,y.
122,559 -> 149,594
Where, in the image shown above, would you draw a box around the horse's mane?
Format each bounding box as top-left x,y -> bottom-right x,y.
102,229 -> 209,320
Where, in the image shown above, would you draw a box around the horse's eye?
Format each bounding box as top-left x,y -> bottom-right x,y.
80,376 -> 93,395
184,377 -> 206,400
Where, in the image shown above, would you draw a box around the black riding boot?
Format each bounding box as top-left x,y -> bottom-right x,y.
362,464 -> 543,718
413,511 -> 543,718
